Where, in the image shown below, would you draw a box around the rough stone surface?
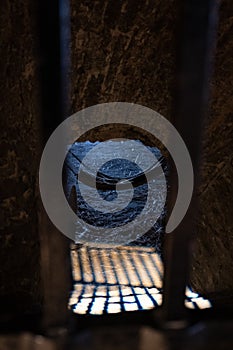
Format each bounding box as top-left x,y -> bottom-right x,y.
0,1 -> 41,312
191,0 -> 233,294
69,0 -> 176,119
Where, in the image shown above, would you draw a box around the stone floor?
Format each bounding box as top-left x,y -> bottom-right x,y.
1,320 -> 233,350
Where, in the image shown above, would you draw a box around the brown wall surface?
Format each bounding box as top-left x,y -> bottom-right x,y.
0,1 -> 41,312
191,0 -> 233,294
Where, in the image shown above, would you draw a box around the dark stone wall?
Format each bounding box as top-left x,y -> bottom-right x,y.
70,0 -> 176,119
0,1 -> 41,311
0,0 -> 232,315
191,0 -> 233,294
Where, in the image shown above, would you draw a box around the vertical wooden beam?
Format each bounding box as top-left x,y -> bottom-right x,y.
36,0 -> 72,330
162,0 -> 220,324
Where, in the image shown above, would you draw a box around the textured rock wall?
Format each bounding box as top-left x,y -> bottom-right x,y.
191,0 -> 233,294
0,1 -> 41,312
69,0 -> 176,118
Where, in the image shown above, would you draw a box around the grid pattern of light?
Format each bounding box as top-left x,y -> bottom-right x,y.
69,245 -> 211,315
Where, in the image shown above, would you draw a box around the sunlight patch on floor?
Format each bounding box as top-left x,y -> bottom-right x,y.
69,245 -> 211,315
